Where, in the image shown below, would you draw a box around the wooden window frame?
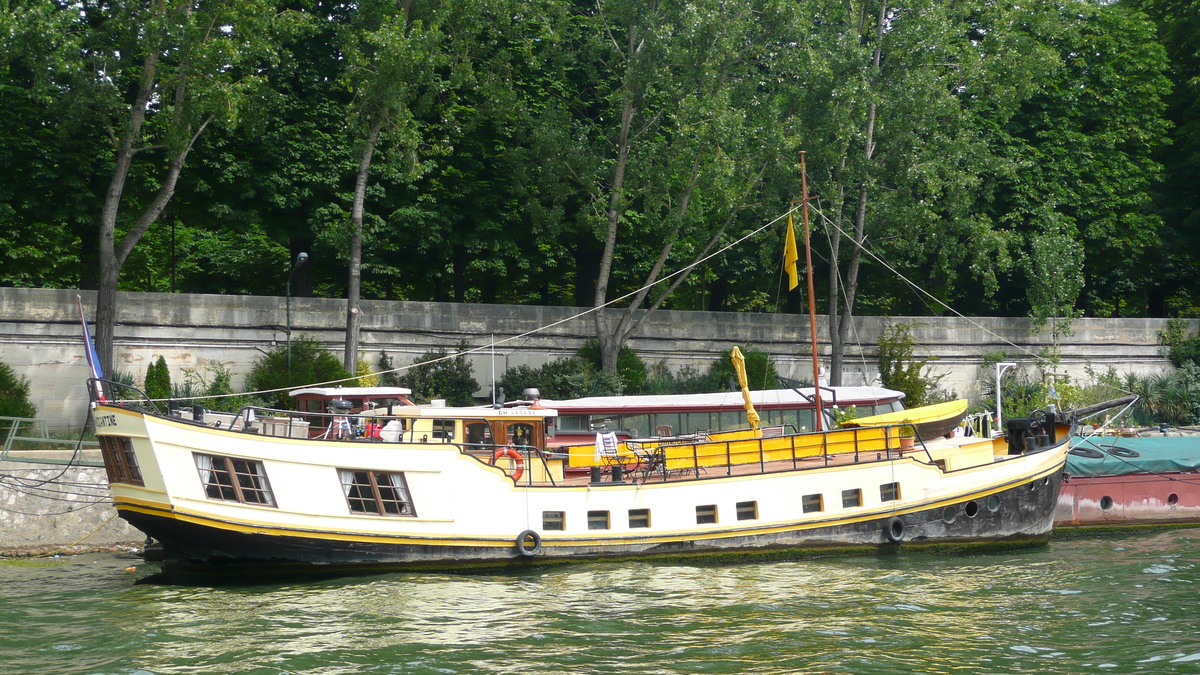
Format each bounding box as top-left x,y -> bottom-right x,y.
99,435 -> 143,486
194,454 -> 276,507
802,493 -> 824,513
338,469 -> 416,517
880,482 -> 901,502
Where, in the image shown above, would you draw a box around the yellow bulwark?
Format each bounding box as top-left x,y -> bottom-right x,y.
566,425 -> 898,472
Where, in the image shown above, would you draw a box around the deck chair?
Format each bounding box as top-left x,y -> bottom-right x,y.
628,441 -> 666,483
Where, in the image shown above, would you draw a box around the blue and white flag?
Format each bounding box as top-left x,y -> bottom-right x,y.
77,295 -> 105,401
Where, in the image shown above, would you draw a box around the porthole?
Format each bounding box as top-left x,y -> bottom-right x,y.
987,495 -> 1001,513
942,506 -> 957,524
1100,496 -> 1114,510
964,500 -> 979,518
1168,493 -> 1179,506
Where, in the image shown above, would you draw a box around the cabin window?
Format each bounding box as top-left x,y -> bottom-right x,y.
683,412 -> 711,434
99,436 -> 143,486
622,414 -> 650,438
696,504 -> 718,524
543,511 -> 565,531
736,501 -> 758,521
880,482 -> 901,502
338,469 -> 415,517
506,422 -> 536,449
802,494 -> 824,513
194,454 -> 275,506
842,489 -> 862,508
628,508 -> 651,529
557,414 -> 588,432
588,510 -> 610,530
465,422 -> 495,448
431,419 -> 455,441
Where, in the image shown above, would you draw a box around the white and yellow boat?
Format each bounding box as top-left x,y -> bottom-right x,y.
90,380 -> 1073,575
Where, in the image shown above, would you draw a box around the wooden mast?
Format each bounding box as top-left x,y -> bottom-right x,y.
801,151 -> 823,430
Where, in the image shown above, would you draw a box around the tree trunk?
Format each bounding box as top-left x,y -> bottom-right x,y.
826,0 -> 885,387
345,120 -> 383,374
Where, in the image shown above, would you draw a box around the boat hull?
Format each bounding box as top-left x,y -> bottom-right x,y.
1056,472 -> 1200,528
95,403 -> 1069,575
116,464 -> 1064,573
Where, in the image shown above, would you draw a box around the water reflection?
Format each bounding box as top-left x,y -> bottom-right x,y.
4,530 -> 1200,674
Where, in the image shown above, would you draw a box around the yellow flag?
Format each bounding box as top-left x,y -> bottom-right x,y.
784,212 -> 799,290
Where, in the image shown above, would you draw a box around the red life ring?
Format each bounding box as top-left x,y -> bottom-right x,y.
490,446 -> 525,481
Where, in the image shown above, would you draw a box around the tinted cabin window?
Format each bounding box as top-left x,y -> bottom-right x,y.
736,501 -> 758,521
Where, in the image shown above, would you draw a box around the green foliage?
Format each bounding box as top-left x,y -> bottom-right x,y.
399,344 -> 479,407
144,356 -> 171,401
0,361 -> 38,427
176,363 -> 262,413
576,340 -> 648,394
1158,319 -> 1200,368
707,346 -> 778,393
876,322 -> 946,409
245,335 -> 350,409
496,357 -> 623,401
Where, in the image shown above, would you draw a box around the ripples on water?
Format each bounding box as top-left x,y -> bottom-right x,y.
2,530 -> 1199,674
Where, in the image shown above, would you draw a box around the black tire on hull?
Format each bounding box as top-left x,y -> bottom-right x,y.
516,530 -> 542,556
884,516 -> 906,543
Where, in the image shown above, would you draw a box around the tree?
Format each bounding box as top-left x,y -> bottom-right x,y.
528,0 -> 799,373
52,0 -> 287,375
337,0 -> 467,371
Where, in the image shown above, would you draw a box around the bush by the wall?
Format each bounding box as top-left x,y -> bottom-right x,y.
144,355 -> 171,401
245,335 -> 349,409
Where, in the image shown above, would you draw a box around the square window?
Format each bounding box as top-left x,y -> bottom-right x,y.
195,454 -> 275,507
696,504 -> 717,525
802,493 -> 823,513
588,510 -> 610,530
880,482 -> 900,502
628,508 -> 650,529
337,469 -> 416,517
736,501 -> 758,521
842,489 -> 862,508
543,511 -> 565,531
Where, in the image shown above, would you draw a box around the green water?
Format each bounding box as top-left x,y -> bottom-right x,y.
2,531 -> 1199,674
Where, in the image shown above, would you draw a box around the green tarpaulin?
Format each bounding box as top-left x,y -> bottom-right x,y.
1066,436 -> 1200,478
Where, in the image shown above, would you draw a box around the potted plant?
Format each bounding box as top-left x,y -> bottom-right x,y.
898,424 -> 916,452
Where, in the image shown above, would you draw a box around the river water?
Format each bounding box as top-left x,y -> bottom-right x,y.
3,530 -> 1199,675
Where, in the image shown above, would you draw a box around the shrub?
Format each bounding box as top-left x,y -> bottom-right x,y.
245,335 -> 350,409
399,344 -> 479,406
877,321 -> 946,408
707,346 -> 777,392
0,360 -> 38,427
575,339 -> 648,394
144,356 -> 172,401
497,356 -> 623,400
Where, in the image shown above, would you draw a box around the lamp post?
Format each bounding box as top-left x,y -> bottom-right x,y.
286,252 -> 309,377
995,361 -> 1017,436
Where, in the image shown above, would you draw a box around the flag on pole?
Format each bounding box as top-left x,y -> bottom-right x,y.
784,211 -> 799,290
77,295 -> 105,401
